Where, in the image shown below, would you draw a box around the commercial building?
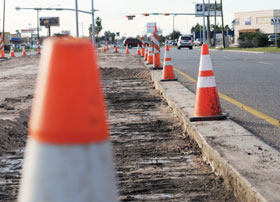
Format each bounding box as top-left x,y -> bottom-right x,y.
234,9 -> 280,43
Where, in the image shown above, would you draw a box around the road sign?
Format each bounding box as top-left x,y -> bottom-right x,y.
146,22 -> 157,33
40,17 -> 60,27
271,17 -> 280,25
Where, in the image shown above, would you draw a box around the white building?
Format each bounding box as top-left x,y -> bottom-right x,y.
234,10 -> 280,43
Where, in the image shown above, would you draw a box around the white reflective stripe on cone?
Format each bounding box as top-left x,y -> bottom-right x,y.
199,55 -> 213,71
164,60 -> 172,66
154,49 -> 159,54
18,139 -> 118,202
197,76 -> 216,88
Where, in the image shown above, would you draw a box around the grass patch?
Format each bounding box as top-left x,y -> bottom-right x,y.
215,46 -> 280,53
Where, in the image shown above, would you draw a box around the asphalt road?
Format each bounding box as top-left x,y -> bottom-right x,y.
163,47 -> 280,151
119,46 -> 280,151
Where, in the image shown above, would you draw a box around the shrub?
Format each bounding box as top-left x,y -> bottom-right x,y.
238,32 -> 268,48
277,38 -> 280,48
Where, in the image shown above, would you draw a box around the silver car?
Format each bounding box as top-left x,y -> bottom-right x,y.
177,36 -> 193,50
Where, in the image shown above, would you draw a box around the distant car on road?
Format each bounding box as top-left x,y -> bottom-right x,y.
123,38 -> 149,49
177,35 -> 193,49
193,38 -> 203,46
268,34 -> 280,45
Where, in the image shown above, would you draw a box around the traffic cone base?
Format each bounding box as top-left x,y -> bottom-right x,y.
18,140 -> 117,202
125,45 -> 130,54
141,48 -> 145,57
1,50 -> 6,59
190,44 -> 227,122
153,54 -> 161,68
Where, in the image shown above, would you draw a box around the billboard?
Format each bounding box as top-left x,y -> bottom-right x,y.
195,3 -> 221,17
40,17 -> 60,27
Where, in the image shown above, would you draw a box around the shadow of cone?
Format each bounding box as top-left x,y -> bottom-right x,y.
161,45 -> 177,81
18,38 -> 118,202
190,44 -> 227,122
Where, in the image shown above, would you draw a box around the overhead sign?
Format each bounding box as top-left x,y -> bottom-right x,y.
271,17 -> 280,25
40,17 -> 60,27
146,22 -> 157,33
195,3 -> 221,17
21,29 -> 34,33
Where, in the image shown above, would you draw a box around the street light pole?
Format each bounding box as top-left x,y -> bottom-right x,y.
202,0 -> 206,44
91,0 -> 95,42
2,0 -> 6,44
37,10 -> 40,41
75,0 -> 79,37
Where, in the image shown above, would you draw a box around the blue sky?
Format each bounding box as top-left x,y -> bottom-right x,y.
1,0 -> 279,37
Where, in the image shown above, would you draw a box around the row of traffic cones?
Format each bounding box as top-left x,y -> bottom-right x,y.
134,30 -> 227,122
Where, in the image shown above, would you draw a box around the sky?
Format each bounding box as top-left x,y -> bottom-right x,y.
0,0 -> 279,38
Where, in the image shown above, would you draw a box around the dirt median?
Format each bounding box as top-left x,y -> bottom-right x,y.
0,53 -> 236,201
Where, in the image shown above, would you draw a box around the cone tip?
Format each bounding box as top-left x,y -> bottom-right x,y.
201,44 -> 209,55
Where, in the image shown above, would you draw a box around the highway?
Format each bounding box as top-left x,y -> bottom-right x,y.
119,46 -> 280,150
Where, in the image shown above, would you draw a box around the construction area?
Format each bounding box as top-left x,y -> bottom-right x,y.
0,44 -> 238,201
0,37 -> 280,202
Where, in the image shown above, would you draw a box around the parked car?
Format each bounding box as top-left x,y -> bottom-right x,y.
177,35 -> 193,49
193,38 -> 203,46
268,34 -> 280,45
123,38 -> 142,49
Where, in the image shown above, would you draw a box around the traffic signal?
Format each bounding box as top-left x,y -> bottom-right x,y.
163,13 -> 170,16
126,15 -> 135,20
142,13 -> 149,16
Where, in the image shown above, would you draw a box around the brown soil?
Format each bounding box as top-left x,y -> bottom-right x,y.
0,53 -> 236,202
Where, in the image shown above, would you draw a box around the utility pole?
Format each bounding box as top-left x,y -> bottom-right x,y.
207,0 -> 211,46
37,10 -> 40,40
221,0 -> 226,48
2,0 -> 6,44
214,0 -> 217,47
75,0 -> 79,37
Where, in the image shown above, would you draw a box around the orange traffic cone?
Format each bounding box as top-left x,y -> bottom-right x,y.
147,44 -> 153,65
37,40 -> 40,55
153,26 -> 162,69
144,44 -> 148,61
114,42 -> 118,53
0,49 -> 4,58
22,46 -> 27,56
161,45 -> 177,81
137,44 -> 141,56
141,35 -> 145,57
18,38 -> 118,202
125,44 -> 130,54
10,45 -> 15,57
190,44 -> 227,122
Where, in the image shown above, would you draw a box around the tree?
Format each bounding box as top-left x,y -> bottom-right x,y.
89,17 -> 103,36
191,23 -> 203,33
104,31 -> 116,43
166,31 -> 181,40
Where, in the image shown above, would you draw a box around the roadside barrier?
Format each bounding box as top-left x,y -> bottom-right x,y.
0,37 -> 6,59
153,26 -> 161,69
18,38 -> 118,202
147,44 -> 153,64
10,45 -> 15,57
190,44 -> 227,122
161,44 -> 177,81
144,44 -> 148,61
22,46 -> 27,56
125,44 -> 130,54
141,35 -> 145,57
137,44 -> 141,55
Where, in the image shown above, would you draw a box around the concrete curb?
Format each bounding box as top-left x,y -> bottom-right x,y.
143,61 -> 280,202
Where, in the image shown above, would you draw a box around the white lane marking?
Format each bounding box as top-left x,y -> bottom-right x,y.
258,61 -> 273,65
